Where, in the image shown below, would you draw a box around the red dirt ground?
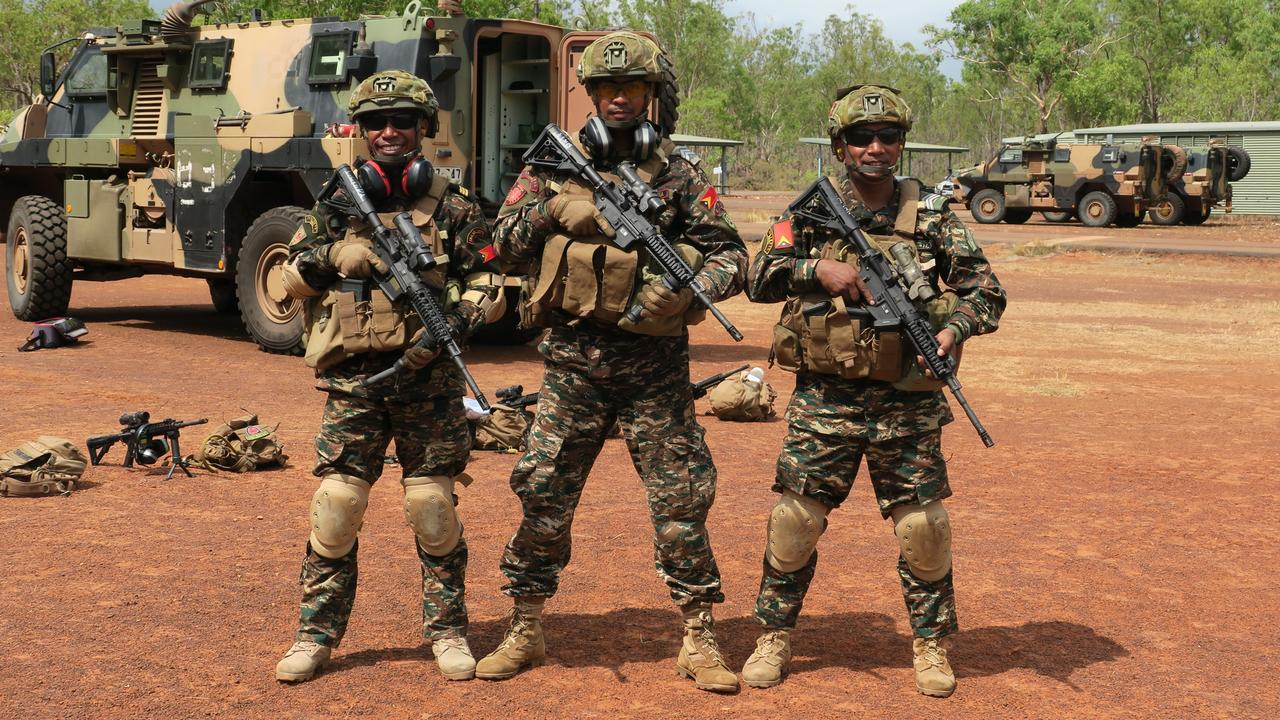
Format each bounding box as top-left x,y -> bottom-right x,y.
2,219 -> 1278,719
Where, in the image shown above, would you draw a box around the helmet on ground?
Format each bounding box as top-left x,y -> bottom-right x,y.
348,70 -> 439,129
827,84 -> 914,142
576,31 -> 664,85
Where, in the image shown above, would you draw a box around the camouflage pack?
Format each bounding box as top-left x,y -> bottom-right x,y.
0,436 -> 88,496
707,371 -> 777,422
188,414 -> 288,472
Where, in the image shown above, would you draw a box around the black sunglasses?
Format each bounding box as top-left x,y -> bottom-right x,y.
843,127 -> 904,148
360,112 -> 420,132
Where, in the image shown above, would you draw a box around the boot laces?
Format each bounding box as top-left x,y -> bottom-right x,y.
756,630 -> 787,656
289,640 -> 323,657
435,636 -> 468,653
498,611 -> 535,651
693,622 -> 726,665
918,639 -> 947,668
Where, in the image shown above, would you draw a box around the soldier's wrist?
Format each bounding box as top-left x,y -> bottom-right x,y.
944,318 -> 970,344
792,259 -> 820,289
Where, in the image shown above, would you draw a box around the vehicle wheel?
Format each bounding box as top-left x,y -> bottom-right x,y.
1162,144 -> 1188,182
238,206 -> 307,355
1227,147 -> 1251,182
656,52 -> 680,137
1115,210 -> 1145,228
6,195 -> 72,321
1041,210 -> 1074,223
1003,208 -> 1032,224
1182,205 -> 1210,225
1078,191 -> 1118,227
207,278 -> 238,314
1149,193 -> 1185,226
969,188 -> 1006,224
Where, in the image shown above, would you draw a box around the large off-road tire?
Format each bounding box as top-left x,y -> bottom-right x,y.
656,52 -> 680,137
237,206 -> 306,355
1078,191 -> 1118,227
1042,210 -> 1074,223
207,278 -> 238,314
1227,147 -> 1251,182
1149,193 -> 1185,226
1183,205 -> 1210,225
1115,209 -> 1145,228
969,188 -> 1006,224
6,195 -> 72,321
1162,145 -> 1188,182
1003,208 -> 1033,224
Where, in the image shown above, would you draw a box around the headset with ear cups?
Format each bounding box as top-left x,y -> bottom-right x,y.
354,154 -> 436,204
579,116 -> 659,166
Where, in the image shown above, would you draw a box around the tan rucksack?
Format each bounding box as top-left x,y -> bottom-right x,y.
188,415 -> 289,472
0,436 -> 88,496
707,372 -> 778,422
473,405 -> 533,453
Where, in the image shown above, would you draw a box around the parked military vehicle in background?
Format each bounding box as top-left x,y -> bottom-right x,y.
1148,141 -> 1251,226
1,0 -> 677,353
950,137 -> 1168,228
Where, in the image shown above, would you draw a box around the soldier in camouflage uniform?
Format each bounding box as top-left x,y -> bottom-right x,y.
474,32 -> 747,693
739,85 -> 1006,697
273,71 -> 503,683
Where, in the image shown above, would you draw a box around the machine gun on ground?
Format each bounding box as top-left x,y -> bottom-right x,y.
86,412 -> 209,479
522,123 -> 743,342
787,176 -> 994,448
325,164 -> 489,410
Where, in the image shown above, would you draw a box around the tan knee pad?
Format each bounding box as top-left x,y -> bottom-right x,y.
403,475 -> 462,556
309,474 -> 371,559
891,501 -> 952,582
765,490 -> 830,573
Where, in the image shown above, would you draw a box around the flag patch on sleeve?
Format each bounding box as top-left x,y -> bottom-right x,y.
771,219 -> 794,251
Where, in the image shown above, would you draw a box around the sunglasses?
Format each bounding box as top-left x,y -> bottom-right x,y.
842,127 -> 905,148
360,112 -> 420,132
591,79 -> 649,100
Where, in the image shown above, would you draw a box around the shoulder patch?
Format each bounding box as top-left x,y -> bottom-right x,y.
672,146 -> 703,167
919,191 -> 949,213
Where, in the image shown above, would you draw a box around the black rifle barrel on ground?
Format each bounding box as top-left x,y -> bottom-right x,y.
787,177 -> 994,448
87,416 -> 209,476
690,364 -> 749,399
332,164 -> 489,411
522,123 -> 743,342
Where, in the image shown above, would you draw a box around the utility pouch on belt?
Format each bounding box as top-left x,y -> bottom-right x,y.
1,436 -> 88,497
525,232 -> 638,327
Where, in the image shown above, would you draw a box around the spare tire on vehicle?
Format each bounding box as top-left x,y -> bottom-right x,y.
1227,147 -> 1251,182
1161,145 -> 1188,182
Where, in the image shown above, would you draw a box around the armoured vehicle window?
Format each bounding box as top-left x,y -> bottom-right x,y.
66,47 -> 107,98
1101,148 -> 1119,163
1053,148 -> 1071,162
190,39 -> 232,89
999,149 -> 1022,163
309,31 -> 352,85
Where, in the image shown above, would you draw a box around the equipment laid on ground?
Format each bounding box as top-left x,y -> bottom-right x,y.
707,367 -> 778,422
187,413 -> 288,472
86,412 -> 209,479
17,317 -> 86,352
0,436 -> 87,496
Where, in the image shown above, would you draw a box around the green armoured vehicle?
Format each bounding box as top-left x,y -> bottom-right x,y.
1148,141 -> 1251,226
1,0 -> 677,352
950,137 -> 1169,228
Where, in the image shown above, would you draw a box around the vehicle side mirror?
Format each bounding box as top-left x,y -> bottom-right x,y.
39,51 -> 57,97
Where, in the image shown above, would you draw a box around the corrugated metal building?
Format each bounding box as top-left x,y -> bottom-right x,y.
1072,122 -> 1280,215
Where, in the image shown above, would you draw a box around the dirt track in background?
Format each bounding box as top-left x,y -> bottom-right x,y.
2,222 -> 1278,718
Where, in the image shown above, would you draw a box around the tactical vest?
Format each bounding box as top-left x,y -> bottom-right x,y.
771,180 -> 960,391
0,436 -> 87,497
303,176 -> 457,371
188,414 -> 289,472
521,138 -> 707,337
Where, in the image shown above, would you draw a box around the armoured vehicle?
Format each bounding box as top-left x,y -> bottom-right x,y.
1,0 -> 677,352
950,137 -> 1168,228
1148,141 -> 1251,226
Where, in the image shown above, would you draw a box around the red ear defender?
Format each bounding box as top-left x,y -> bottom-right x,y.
402,155 -> 436,197
355,158 -> 394,203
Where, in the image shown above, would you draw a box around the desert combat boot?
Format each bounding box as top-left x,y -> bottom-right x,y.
741,629 -> 791,688
432,636 -> 476,681
676,606 -> 739,693
475,598 -> 546,680
275,640 -> 332,682
913,637 -> 957,697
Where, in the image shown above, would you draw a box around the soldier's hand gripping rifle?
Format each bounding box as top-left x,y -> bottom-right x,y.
86,411 -> 210,479
522,123 -> 743,342
787,177 -> 994,448
330,164 -> 489,410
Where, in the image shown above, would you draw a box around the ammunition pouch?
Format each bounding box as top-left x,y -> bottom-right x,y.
0,436 -> 88,497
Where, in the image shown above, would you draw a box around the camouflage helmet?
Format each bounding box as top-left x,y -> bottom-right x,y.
347,70 -> 439,122
576,31 -> 664,85
827,84 -> 914,141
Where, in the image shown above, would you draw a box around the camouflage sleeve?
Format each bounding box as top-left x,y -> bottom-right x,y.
287,202 -> 345,290
745,212 -> 824,303
652,156 -> 747,302
440,190 -> 502,340
928,210 -> 1007,342
492,167 -> 559,273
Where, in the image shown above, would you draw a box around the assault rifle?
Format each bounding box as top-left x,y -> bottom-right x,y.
786,177 -> 994,448
492,364 -> 750,409
522,123 -> 743,342
329,164 -> 489,410
86,412 -> 209,479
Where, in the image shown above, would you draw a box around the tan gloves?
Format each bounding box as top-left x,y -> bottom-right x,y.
638,283 -> 694,318
403,328 -> 439,371
548,195 -> 614,237
329,243 -> 388,278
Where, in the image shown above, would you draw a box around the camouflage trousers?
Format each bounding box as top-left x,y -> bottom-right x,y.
754,376 -> 957,639
499,327 -> 725,607
294,354 -> 472,647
